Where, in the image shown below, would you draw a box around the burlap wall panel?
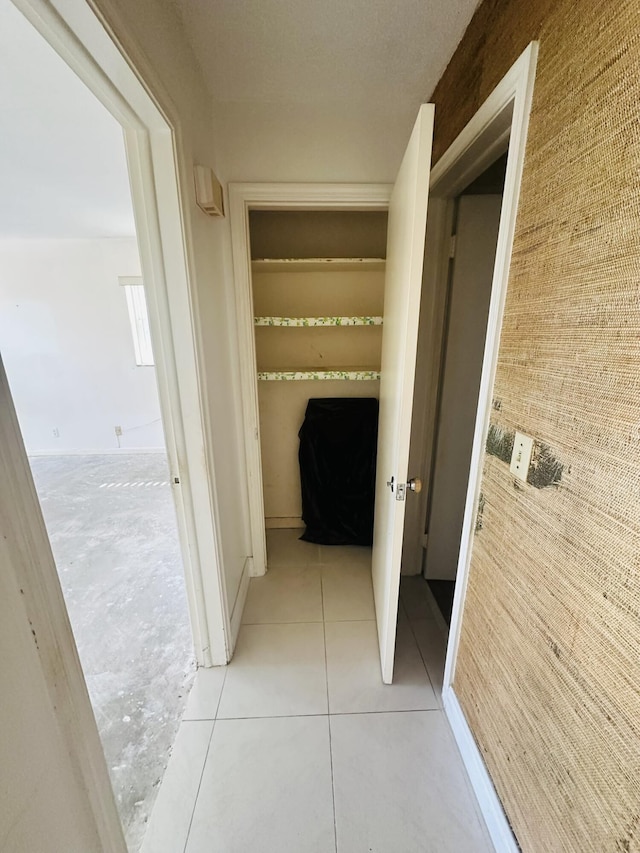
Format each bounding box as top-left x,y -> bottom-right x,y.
430,0 -> 640,850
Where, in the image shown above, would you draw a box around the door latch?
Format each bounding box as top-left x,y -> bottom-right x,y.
394,477 -> 422,501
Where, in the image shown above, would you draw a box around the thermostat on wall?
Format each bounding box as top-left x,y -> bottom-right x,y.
194,164 -> 224,217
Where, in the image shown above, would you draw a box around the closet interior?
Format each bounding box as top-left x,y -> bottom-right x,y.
248,210 -> 388,543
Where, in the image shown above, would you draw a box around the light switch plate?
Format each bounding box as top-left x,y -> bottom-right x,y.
510,431 -> 534,482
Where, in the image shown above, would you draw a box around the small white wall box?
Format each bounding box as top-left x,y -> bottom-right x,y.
194,164 -> 224,216
510,431 -> 534,482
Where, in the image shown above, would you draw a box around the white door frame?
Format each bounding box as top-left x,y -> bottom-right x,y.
12,0 -> 230,667
4,0 -> 230,848
419,43 -> 538,852
228,183 -> 391,577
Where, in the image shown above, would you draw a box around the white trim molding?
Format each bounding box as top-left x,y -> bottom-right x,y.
443,688 -> 519,852
432,42 -> 538,853
229,557 -> 252,650
443,40 -> 538,692
228,182 -> 391,576
14,0 -> 231,667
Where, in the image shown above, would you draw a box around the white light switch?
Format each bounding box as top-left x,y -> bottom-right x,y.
510,431 -> 533,482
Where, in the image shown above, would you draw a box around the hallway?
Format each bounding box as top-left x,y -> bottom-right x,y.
142,530 -> 493,852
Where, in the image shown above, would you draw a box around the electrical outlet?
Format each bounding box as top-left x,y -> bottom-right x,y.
53,427 -> 60,438
510,431 -> 534,482
114,425 -> 123,437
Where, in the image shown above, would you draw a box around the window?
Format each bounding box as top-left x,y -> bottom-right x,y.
119,276 -> 154,366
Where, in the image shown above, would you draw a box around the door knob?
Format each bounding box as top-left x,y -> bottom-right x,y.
408,477 -> 422,493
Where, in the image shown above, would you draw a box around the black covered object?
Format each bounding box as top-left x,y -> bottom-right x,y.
298,397 -> 379,546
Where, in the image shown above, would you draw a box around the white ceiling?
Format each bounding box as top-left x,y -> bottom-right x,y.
0,0 -> 481,237
176,0 -> 479,110
173,0 -> 481,182
0,0 -> 135,239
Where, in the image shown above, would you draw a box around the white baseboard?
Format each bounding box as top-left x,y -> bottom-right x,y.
443,687 -> 518,853
28,447 -> 165,457
229,557 -> 251,655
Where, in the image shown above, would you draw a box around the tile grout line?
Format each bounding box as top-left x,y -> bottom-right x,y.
406,584 -> 492,844
210,708 -> 441,721
181,722 -> 214,853
321,570 -> 339,853
400,588 -> 444,711
402,593 -> 440,700
181,666 -> 228,853
213,664 -> 228,721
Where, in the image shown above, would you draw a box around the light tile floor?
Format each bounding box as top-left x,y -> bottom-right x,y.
142,529 -> 494,853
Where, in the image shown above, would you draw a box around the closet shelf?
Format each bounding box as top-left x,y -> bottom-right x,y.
254,316 -> 383,327
251,258 -> 385,273
257,369 -> 381,382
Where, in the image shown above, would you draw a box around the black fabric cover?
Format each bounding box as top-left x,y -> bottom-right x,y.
298,397 -> 379,546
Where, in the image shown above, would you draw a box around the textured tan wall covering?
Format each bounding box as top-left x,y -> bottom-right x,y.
431,1 -> 640,850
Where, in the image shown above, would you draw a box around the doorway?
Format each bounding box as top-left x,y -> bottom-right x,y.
383,45 -> 539,850
242,209 -> 388,667
249,209 -> 387,539
228,185 -> 391,657
395,154 -> 508,698
2,0 -> 228,849
0,3 -> 194,848
230,108 -> 434,686
424,152 -> 508,623
396,52 -> 538,812
229,186 -> 391,580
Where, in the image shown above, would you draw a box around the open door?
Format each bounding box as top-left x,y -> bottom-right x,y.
372,104 -> 434,683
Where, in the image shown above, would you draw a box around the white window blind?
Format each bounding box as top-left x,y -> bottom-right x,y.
119,276 -> 154,366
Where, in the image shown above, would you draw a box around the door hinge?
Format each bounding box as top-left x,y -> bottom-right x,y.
449,234 -> 457,259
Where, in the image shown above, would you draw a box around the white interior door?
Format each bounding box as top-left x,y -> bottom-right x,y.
372,104 -> 434,683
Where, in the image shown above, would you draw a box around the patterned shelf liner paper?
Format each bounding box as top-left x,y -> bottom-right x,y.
257,370 -> 381,381
254,316 -> 383,327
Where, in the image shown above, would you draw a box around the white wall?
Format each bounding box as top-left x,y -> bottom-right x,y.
0,237 -> 164,453
214,100 -> 415,184
92,0 -> 252,621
